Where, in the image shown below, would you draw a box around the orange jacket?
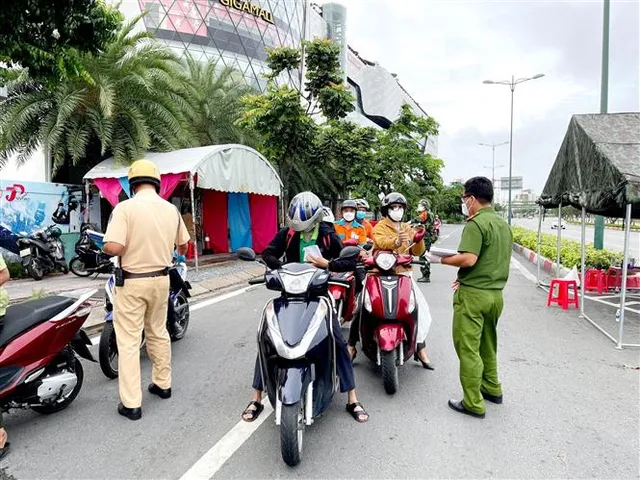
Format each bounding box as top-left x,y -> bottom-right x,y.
334,219 -> 368,245
362,219 -> 374,241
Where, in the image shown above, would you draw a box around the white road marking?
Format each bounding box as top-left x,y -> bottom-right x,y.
510,256 -> 538,283
180,403 -> 274,480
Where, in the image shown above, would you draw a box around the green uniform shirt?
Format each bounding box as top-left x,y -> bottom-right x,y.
299,225 -> 319,261
457,207 -> 513,290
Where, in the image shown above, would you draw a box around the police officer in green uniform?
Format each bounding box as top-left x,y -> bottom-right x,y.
428,177 -> 512,418
411,199 -> 436,283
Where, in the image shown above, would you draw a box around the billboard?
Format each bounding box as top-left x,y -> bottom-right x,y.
500,176 -> 523,190
0,180 -> 98,258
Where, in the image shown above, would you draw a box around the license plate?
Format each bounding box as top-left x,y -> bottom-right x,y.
19,248 -> 31,257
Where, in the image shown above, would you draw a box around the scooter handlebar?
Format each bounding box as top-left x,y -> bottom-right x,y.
248,276 -> 266,285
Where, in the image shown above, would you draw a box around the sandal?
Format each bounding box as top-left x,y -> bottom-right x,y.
348,345 -> 357,362
346,402 -> 369,423
413,353 -> 435,370
241,401 -> 264,422
0,442 -> 10,461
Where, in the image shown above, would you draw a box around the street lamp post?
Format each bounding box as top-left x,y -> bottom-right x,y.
479,141 -> 508,186
483,73 -> 545,225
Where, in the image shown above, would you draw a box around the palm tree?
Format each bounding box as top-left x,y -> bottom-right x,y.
0,15 -> 196,173
182,55 -> 260,149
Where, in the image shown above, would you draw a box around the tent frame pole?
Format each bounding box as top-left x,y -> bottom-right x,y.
580,207 -> 586,317
190,173 -> 198,272
556,202 -> 562,277
536,205 -> 543,286
616,203 -> 632,349
84,181 -> 91,225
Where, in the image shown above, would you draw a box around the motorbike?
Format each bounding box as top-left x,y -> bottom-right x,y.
237,245 -> 360,467
69,227 -> 115,277
328,240 -> 371,326
0,289 -> 97,416
433,218 -> 441,242
98,257 -> 192,379
357,229 -> 426,394
16,225 -> 68,280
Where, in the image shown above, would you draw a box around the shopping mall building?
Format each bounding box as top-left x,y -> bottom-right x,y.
118,0 -> 438,156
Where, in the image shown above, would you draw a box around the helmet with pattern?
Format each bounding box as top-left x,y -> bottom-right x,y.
355,199 -> 370,210
322,206 -> 335,223
287,192 -> 324,232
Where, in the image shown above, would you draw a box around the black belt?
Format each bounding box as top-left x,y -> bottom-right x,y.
123,268 -> 169,279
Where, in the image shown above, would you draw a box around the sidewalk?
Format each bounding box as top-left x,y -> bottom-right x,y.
5,259 -> 265,334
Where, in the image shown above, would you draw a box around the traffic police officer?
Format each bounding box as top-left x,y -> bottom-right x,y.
428,177 -> 512,418
103,159 -> 190,420
412,199 -> 436,283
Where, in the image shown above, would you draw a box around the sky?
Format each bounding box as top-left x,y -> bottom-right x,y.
320,0 -> 640,195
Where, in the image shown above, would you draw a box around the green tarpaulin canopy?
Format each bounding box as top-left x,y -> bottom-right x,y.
538,112 -> 640,219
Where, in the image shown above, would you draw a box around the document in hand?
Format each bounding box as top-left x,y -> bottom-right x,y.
303,245 -> 323,262
430,247 -> 458,258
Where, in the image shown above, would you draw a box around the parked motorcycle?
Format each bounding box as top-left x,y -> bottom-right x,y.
329,240 -> 371,326
357,230 -> 426,394
98,258 -> 192,379
16,225 -> 68,280
69,227 -> 114,277
238,245 -> 360,467
0,289 -> 97,416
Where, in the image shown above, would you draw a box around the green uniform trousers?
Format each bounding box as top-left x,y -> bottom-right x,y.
453,285 -> 504,414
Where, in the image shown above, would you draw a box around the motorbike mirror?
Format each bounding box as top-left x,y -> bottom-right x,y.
362,243 -> 373,251
237,247 -> 257,262
413,230 -> 426,243
339,246 -> 361,259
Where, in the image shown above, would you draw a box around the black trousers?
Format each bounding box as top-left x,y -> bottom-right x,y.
252,315 -> 356,393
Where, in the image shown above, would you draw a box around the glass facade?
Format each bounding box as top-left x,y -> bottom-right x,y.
129,0 -> 306,91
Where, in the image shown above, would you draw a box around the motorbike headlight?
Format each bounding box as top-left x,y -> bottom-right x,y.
375,252 -> 397,271
363,290 -> 372,312
407,289 -> 416,313
281,271 -> 315,295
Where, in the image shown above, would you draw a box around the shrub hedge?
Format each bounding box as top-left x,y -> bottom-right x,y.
511,226 -> 624,270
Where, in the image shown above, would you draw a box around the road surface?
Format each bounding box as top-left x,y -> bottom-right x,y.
2,226 -> 638,479
515,218 -> 640,255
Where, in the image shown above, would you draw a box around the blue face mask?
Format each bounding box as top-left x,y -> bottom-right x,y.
356,211 -> 367,221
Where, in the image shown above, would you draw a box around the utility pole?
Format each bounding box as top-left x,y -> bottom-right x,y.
479,141 -> 508,186
594,0 -> 610,251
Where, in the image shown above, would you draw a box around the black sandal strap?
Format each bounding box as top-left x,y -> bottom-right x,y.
241,401 -> 264,422
346,402 -> 369,423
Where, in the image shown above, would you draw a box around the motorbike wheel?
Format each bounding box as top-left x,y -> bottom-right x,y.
381,350 -> 399,395
280,401 -> 304,467
70,257 -> 92,277
27,259 -> 44,281
99,322 -> 119,379
170,291 -> 190,342
31,357 -> 84,414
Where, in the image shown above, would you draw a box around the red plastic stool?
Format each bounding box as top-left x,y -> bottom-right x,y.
583,269 -> 607,295
547,279 -> 579,310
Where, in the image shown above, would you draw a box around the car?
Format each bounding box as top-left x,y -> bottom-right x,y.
551,222 -> 566,230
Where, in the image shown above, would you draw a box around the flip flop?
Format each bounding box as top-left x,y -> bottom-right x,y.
346,402 -> 369,423
241,401 -> 264,422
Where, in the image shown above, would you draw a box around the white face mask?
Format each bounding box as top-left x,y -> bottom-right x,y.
417,205 -> 425,213
389,208 -> 404,222
343,211 -> 355,222
461,199 -> 470,217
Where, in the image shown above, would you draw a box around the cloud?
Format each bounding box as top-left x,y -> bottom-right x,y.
322,0 -> 640,193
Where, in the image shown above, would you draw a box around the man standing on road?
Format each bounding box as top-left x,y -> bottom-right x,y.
103,160 -> 190,421
411,198 -> 436,283
428,177 -> 512,419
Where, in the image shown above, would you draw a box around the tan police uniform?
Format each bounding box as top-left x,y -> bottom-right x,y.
104,188 -> 190,408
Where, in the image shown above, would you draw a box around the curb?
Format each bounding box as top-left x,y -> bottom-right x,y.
512,243 -> 570,277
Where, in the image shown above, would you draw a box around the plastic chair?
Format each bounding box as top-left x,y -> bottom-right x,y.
583,269 -> 607,295
547,279 -> 579,310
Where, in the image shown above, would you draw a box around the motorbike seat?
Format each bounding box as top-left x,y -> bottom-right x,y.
329,272 -> 354,287
0,296 -> 76,348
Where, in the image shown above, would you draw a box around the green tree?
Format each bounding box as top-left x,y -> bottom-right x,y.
0,16 -> 196,173
182,55 -> 261,148
434,182 -> 465,222
238,38 -> 355,202
0,0 -> 122,87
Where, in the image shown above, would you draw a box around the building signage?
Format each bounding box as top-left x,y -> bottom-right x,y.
219,0 -> 274,24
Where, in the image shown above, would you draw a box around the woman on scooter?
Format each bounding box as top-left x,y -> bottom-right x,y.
348,192 -> 435,370
241,192 -> 369,424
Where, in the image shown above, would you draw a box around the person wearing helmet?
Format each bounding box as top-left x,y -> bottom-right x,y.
355,199 -> 374,242
321,205 -> 336,233
347,192 -> 435,370
334,199 -> 367,246
103,159 -> 191,421
411,199 -> 436,283
241,192 -> 369,424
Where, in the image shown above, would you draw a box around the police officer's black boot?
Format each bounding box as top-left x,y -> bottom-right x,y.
118,403 -> 142,421
417,260 -> 431,283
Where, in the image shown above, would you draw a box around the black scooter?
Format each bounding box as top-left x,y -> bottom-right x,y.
16,225 -> 68,280
69,225 -> 114,277
237,245 -> 360,467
